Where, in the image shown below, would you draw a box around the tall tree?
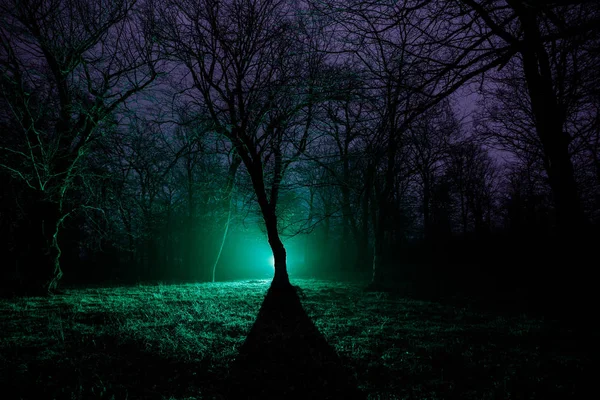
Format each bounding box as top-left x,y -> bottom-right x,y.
475,25 -> 600,227
0,0 -> 159,293
447,0 -> 600,234
407,100 -> 459,240
153,0 -> 335,287
319,0 -> 432,285
445,140 -> 501,236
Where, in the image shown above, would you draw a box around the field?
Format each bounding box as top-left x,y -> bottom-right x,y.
0,279 -> 591,399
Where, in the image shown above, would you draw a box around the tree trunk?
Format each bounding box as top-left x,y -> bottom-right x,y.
517,4 -> 587,236
422,174 -> 432,239
47,222 -> 63,293
271,236 -> 289,288
355,162 -> 374,271
185,158 -> 196,281
260,204 -> 289,288
371,232 -> 384,285
371,128 -> 398,286
304,188 -> 315,269
29,199 -> 63,294
340,147 -> 359,270
371,180 -> 387,286
239,145 -> 291,289
212,201 -> 232,283
320,198 -> 332,269
212,154 -> 240,282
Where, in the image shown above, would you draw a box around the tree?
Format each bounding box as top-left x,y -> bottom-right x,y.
318,0 -> 435,285
444,0 -> 600,234
445,140 -> 501,236
502,158 -> 553,236
153,0 -> 336,287
300,66 -> 374,272
407,99 -> 460,240
0,0 -> 159,293
474,26 -> 600,227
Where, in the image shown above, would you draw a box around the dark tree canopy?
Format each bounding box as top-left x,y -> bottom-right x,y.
0,0 -> 597,296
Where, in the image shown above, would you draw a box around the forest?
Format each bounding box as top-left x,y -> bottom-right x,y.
0,0 -> 598,398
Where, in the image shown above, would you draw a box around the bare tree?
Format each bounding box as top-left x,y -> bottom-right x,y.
475,27 -> 600,226
315,0 -> 436,285
440,0 -> 600,234
153,0 -> 335,287
502,157 -> 553,235
445,140 -> 501,236
407,99 -> 460,239
0,0 -> 159,293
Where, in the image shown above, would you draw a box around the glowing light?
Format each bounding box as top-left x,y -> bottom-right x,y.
268,255 -> 275,268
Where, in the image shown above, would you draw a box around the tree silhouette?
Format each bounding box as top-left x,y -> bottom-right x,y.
0,0 -> 159,293
447,0 -> 600,234
152,0 -> 341,287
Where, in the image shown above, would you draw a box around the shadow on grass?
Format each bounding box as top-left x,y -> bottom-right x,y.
2,332 -> 227,400
227,285 -> 365,399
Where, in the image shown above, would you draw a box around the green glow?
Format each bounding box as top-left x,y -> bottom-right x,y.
214,229 -> 306,280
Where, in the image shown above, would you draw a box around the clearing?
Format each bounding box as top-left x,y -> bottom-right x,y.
0,279 -> 590,399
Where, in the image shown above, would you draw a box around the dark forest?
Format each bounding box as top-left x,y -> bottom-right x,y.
1,0 -> 598,398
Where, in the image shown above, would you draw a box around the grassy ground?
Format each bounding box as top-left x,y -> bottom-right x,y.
0,279 -> 591,399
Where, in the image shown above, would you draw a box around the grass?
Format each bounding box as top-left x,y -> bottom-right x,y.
0,278 -> 591,399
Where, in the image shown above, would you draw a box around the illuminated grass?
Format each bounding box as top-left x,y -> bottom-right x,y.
0,279 -> 589,399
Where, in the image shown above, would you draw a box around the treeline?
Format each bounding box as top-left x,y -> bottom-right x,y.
1,0 -> 599,298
